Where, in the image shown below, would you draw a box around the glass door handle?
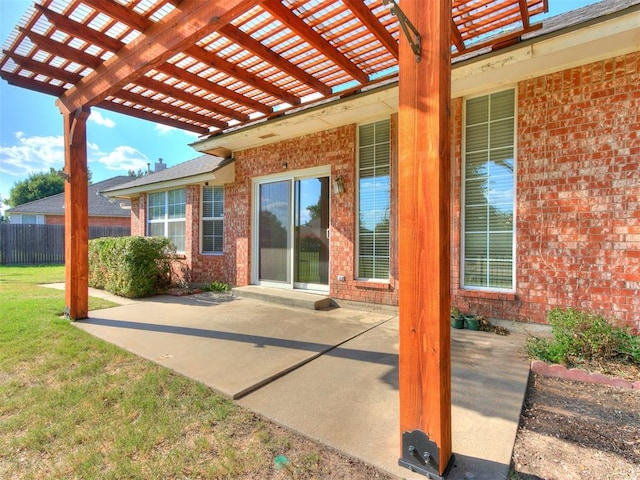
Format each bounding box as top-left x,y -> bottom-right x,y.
326,228 -> 330,239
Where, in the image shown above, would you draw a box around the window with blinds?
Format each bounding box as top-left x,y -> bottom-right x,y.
147,188 -> 186,252
463,89 -> 515,290
202,185 -> 224,254
358,119 -> 391,280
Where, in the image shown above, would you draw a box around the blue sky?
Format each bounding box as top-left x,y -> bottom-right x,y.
0,0 -> 600,213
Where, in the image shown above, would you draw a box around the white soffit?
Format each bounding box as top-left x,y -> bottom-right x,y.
193,9 -> 639,155
193,86 -> 397,154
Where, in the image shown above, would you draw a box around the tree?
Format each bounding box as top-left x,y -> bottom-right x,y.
6,168 -> 94,207
0,194 -> 8,223
128,168 -> 148,178
7,169 -> 63,207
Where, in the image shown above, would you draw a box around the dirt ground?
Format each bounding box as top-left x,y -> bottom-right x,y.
510,372 -> 640,480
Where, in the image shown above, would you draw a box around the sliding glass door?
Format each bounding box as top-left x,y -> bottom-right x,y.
256,172 -> 329,291
294,177 -> 329,288
258,180 -> 291,284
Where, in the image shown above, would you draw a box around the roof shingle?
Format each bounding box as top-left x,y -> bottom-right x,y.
6,176 -> 132,217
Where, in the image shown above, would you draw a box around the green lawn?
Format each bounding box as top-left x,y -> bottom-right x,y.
0,266 -> 378,479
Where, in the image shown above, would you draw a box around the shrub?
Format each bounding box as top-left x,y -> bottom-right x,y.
202,281 -> 230,292
89,236 -> 175,298
526,308 -> 640,366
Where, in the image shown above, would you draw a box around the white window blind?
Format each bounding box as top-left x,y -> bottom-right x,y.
463,89 -> 515,289
358,119 -> 391,280
202,185 -> 224,254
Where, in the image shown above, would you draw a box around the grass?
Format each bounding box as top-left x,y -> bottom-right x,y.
0,266 -> 372,480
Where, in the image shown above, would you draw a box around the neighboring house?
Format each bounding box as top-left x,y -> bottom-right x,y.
105,1 -> 640,329
7,176 -> 132,227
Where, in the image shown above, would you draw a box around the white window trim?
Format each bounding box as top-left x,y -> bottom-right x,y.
200,184 -> 224,255
356,117 -> 392,282
461,87 -> 517,293
146,188 -> 186,253
250,165 -> 331,288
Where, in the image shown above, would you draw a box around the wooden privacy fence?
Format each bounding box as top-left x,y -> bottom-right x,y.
0,224 -> 130,265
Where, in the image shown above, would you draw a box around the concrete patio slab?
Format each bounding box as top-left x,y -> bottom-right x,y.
239,317 -> 532,480
67,288 -> 533,479
74,293 -> 394,399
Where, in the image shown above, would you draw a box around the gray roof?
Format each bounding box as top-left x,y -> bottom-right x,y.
529,0 -> 640,38
102,154 -> 229,192
6,176 -> 131,217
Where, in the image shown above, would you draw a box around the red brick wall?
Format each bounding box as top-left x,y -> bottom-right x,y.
45,215 -> 130,227
130,197 -> 145,236
228,123 -> 399,305
451,52 -> 640,330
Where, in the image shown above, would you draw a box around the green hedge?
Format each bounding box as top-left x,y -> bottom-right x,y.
89,236 -> 175,298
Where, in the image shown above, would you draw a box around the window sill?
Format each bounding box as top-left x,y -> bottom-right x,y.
455,289 -> 516,301
200,252 -> 224,256
354,280 -> 392,290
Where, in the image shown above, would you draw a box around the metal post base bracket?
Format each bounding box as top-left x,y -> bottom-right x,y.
399,430 -> 455,479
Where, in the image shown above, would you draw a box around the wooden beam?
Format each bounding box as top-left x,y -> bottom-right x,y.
263,0 -> 368,85
114,88 -> 228,131
185,45 -> 301,106
2,52 -> 83,85
518,0 -> 531,28
34,4 -> 123,53
81,0 -> 152,33
135,75 -> 251,122
57,0 -> 263,114
60,106 -> 91,320
158,63 -> 272,115
19,27 -> 103,70
71,0 -> 276,114
1,71 -> 66,97
450,19 -> 465,54
343,0 -> 399,58
452,23 -> 542,58
398,0 -> 453,477
220,24 -> 332,97
97,101 -> 209,135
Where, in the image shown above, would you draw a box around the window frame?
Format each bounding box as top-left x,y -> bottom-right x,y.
461,87 -> 517,292
146,188 -> 186,253
356,118 -> 392,282
200,184 -> 225,255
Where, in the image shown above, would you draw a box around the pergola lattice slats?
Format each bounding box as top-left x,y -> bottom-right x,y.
1,0 -> 547,137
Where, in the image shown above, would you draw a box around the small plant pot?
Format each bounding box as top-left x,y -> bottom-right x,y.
451,316 -> 465,329
465,316 -> 479,331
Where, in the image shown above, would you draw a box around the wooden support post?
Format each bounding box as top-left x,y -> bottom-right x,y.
397,0 -> 453,477
60,105 -> 91,320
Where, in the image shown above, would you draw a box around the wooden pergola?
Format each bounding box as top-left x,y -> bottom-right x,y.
0,1 -> 547,476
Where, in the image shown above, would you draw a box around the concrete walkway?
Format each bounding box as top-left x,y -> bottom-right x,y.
52,285 -> 536,480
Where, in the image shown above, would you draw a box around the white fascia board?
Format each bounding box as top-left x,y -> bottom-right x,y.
104,163 -> 235,199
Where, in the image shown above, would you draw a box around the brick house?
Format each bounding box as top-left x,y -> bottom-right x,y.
7,176 -> 131,227
105,1 -> 640,329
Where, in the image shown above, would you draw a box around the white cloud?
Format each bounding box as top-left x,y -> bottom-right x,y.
155,123 -> 200,138
95,145 -> 149,171
155,124 -> 175,135
0,131 -> 65,176
90,111 -> 116,128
